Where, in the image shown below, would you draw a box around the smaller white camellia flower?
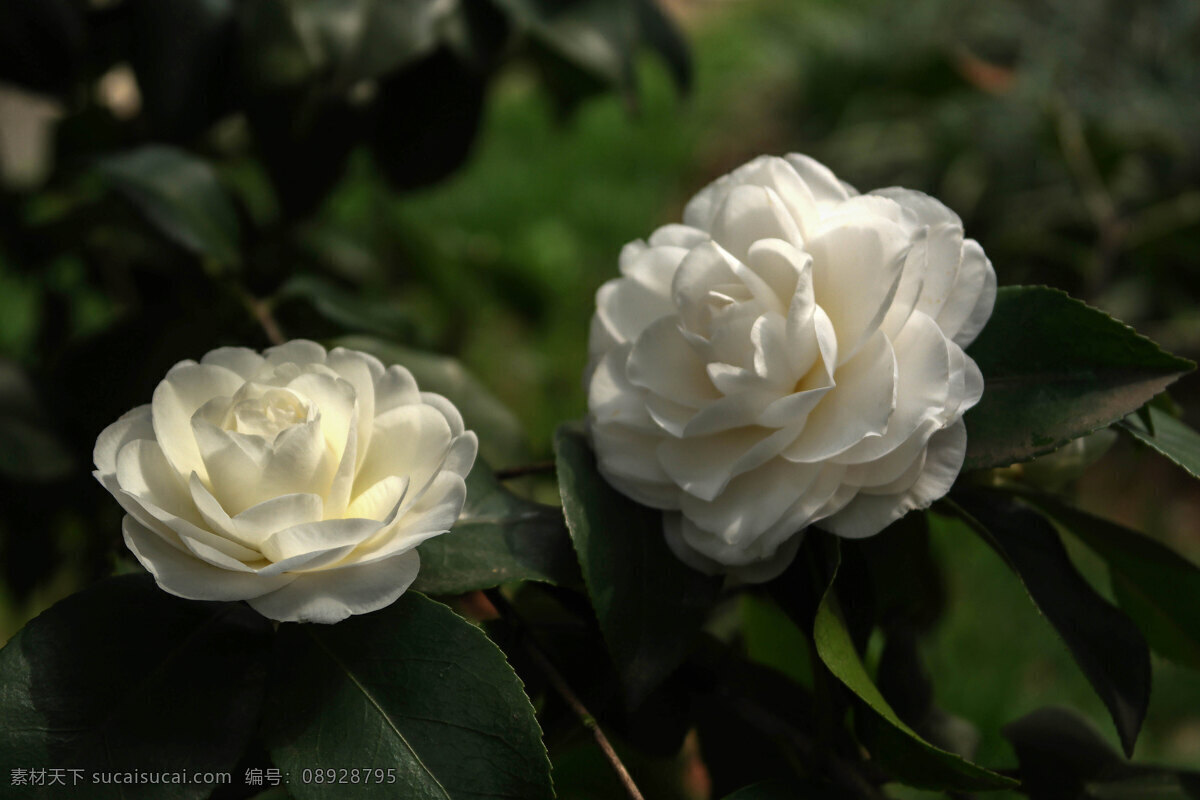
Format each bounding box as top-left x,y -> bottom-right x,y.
94,341 -> 477,624
586,154 -> 996,581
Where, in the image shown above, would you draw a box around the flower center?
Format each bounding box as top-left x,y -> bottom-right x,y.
231,388 -> 312,438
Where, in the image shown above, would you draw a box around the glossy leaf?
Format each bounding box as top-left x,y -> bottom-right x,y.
554,425 -> 720,706
951,491 -> 1151,756
1003,707 -> 1200,800
1024,496 -> 1200,671
413,460 -> 579,595
963,286 -> 1193,470
336,336 -> 527,466
0,575 -> 273,800
813,542 -> 1017,791
1121,404 -> 1200,480
264,592 -> 553,800
97,145 -> 241,265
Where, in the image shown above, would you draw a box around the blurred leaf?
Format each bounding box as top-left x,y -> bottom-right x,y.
130,0 -> 236,138
1003,707 -> 1200,800
950,491 -> 1151,756
238,0 -> 448,92
442,0 -> 512,71
554,424 -> 720,706
495,0 -> 689,99
0,360 -> 74,482
963,286 -> 1194,471
264,592 -> 553,800
1022,496 -> 1200,671
813,541 -> 1017,791
0,575 -> 273,799
413,459 -> 579,594
0,0 -> 83,96
335,335 -> 527,466
370,48 -> 487,191
277,274 -> 416,339
97,145 -> 241,265
1120,404 -> 1200,480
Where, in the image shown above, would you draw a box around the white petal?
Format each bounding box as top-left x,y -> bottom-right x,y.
115,439 -> 202,526
234,490 -> 325,544
247,550 -> 420,624
587,345 -> 657,433
620,244 -> 688,297
152,362 -> 246,482
821,419 -> 966,539
871,187 -> 961,227
709,185 -> 803,263
591,421 -> 674,489
94,405 -> 153,476
347,475 -> 410,521
807,219 -> 909,364
420,392 -> 466,437
594,276 -> 674,348
261,518 -> 383,563
375,364 -> 422,415
648,224 -> 710,250
678,458 -> 822,544
264,339 -> 327,366
123,515 -> 292,601
833,312 -> 950,464
354,472 -> 467,565
784,154 -> 855,203
627,316 -> 720,408
783,330 -> 896,462
945,239 -> 996,347
354,404 -> 452,498
658,425 -> 798,501
327,347 -> 384,470
200,347 -> 267,379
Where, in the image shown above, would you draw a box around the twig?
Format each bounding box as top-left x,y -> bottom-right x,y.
484,589 -> 646,800
493,461 -> 557,481
250,297 -> 287,346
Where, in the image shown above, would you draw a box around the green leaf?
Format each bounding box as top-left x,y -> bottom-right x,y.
950,491 -> 1151,756
1121,404 -> 1200,480
812,542 -> 1017,792
263,592 -> 553,800
97,145 -> 241,265
554,424 -> 720,706
740,594 -> 812,688
335,336 -> 527,466
0,575 -> 273,800
1022,496 -> 1200,670
278,275 -> 417,340
0,360 -> 74,481
964,286 -> 1193,471
413,460 -> 580,595
1003,707 -> 1200,800
721,781 -> 827,800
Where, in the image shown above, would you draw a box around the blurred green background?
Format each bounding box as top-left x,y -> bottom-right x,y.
1,0 -> 1198,791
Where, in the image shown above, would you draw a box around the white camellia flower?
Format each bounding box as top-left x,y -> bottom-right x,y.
586,154 -> 995,581
94,341 -> 477,623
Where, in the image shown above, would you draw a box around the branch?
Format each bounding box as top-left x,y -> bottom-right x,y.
484,589 -> 645,800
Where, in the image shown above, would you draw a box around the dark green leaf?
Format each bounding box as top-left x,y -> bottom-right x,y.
950,491 -> 1151,756
1003,707 -> 1200,800
97,145 -> 241,264
413,460 -> 579,594
0,360 -> 74,482
131,0 -> 236,138
263,592 -> 553,800
1023,496 -> 1200,670
554,424 -> 720,706
635,0 -> 691,92
964,286 -> 1193,471
335,336 -> 527,466
370,48 -> 486,191
813,542 -> 1017,791
0,575 -> 273,800
1121,405 -> 1200,480
740,594 -> 813,688
846,511 -> 945,634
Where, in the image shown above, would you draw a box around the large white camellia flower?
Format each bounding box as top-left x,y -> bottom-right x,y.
586,154 -> 995,581
94,341 -> 477,623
